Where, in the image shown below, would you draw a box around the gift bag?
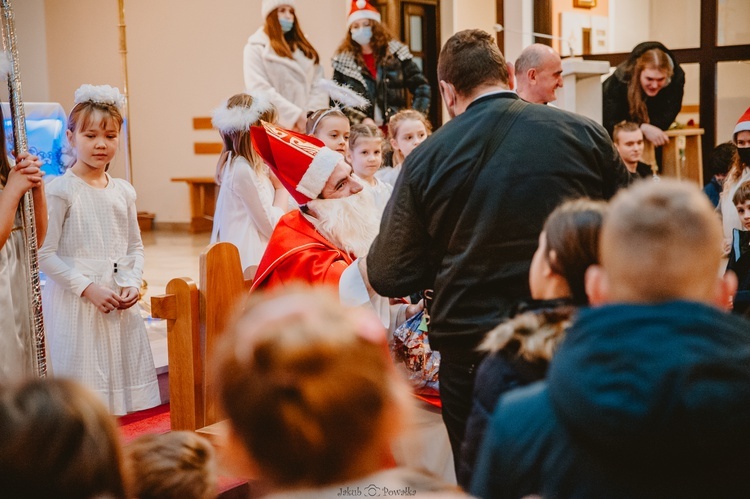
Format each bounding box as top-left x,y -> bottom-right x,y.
390,310 -> 440,396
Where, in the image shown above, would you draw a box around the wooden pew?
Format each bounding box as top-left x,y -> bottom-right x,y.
151,242 -> 252,431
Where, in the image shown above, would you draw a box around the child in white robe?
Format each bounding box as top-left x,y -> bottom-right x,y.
39,84 -> 160,415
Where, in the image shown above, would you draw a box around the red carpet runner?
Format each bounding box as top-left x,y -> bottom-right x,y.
118,403 -> 171,442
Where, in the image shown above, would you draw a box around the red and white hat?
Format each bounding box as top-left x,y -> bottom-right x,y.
251,121 -> 343,205
261,0 -> 294,20
734,106 -> 750,142
347,0 -> 381,26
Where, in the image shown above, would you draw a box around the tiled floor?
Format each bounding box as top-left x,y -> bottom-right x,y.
141,229 -> 211,375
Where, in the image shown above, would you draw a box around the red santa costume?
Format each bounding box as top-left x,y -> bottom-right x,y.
250,121 -> 356,291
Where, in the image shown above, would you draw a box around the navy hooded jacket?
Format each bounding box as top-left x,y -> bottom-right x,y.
471,301 -> 750,498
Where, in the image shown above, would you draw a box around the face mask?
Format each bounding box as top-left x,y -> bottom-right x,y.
351,26 -> 373,46
738,147 -> 750,166
279,18 -> 294,33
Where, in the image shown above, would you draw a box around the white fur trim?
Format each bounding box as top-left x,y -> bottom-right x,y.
262,0 -> 294,19
211,93 -> 273,133
315,79 -> 369,110
296,147 -> 342,199
0,52 -> 12,78
734,122 -> 750,137
74,84 -> 126,110
348,9 -> 381,26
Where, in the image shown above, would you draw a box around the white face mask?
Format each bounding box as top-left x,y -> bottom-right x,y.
351,26 -> 373,46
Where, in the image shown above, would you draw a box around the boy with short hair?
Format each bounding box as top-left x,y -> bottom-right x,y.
613,120 -> 654,179
727,180 -> 750,315
472,179 -> 750,499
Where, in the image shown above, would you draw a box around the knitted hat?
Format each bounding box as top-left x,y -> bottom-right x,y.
262,0 -> 295,19
734,106 -> 750,141
251,121 -> 343,204
347,0 -> 381,26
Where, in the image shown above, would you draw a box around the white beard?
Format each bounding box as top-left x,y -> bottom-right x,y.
307,189 -> 381,258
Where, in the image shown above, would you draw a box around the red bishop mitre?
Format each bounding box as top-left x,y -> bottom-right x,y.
251,121 -> 344,205
347,0 -> 381,26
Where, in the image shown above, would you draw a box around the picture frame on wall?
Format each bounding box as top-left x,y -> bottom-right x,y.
573,0 -> 597,7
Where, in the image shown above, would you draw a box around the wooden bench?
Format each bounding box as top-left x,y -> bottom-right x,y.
151,242 -> 252,432
171,177 -> 218,234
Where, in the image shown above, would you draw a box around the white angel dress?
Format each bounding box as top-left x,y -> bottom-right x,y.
39,169 -> 160,415
211,154 -> 284,271
0,189 -> 37,381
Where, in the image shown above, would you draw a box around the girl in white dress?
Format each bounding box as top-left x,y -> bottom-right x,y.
210,93 -> 287,280
0,102 -> 48,382
39,84 -> 160,415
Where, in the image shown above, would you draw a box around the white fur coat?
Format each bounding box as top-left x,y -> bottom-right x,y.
243,28 -> 329,128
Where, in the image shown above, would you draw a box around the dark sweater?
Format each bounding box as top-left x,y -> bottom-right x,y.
603,41 -> 685,136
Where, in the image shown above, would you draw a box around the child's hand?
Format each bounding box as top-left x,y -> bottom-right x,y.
405,299 -> 424,320
4,155 -> 42,199
117,286 -> 140,310
82,283 -> 123,314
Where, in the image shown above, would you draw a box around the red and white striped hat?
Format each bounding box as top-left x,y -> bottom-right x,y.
347,0 -> 381,26
251,121 -> 343,205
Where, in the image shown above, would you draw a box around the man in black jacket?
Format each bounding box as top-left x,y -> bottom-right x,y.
366,29 -> 629,470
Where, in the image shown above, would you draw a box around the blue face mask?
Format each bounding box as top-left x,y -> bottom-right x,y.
351,26 -> 373,46
279,18 -> 294,33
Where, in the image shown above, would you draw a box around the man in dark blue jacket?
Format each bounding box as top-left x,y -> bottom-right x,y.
366,29 -> 629,470
471,180 -> 750,498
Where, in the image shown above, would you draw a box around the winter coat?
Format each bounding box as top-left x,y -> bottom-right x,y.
332,40 -> 430,125
367,92 -> 629,353
602,41 -> 685,136
471,301 -> 750,498
457,301 -> 574,488
243,28 -> 329,129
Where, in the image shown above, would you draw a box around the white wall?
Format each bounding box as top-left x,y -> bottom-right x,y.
717,60 -> 750,142
37,0 -> 349,223
451,0 -> 496,37
609,0 -> 650,53
12,0 -> 50,102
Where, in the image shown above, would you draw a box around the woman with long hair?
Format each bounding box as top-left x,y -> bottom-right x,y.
603,41 -> 685,148
332,0 -> 430,127
243,1 -> 328,131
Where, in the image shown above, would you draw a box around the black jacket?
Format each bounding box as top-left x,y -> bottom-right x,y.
471,301 -> 750,498
457,301 -> 574,488
332,40 -> 430,124
602,41 -> 685,135
366,92 -> 629,352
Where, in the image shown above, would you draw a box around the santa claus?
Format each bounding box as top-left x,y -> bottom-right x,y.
249,121 -> 382,291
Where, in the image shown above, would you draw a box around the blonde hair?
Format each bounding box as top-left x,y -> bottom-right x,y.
217,288 -> 410,488
215,93 -> 277,182
627,48 -> 674,124
125,431 -> 217,499
0,378 -> 126,498
66,99 -> 124,171
348,123 -> 383,152
306,107 -> 348,136
387,110 -> 432,165
601,179 -> 722,302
